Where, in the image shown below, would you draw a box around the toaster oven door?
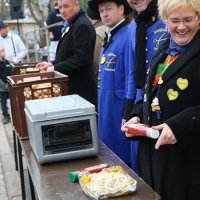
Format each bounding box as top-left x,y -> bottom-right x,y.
42,119 -> 93,154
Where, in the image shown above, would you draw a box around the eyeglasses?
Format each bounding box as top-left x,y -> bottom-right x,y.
166,15 -> 199,26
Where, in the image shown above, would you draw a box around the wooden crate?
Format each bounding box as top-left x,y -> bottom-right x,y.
8,71 -> 68,138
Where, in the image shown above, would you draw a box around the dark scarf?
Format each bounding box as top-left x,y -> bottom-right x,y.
134,0 -> 158,88
166,36 -> 189,56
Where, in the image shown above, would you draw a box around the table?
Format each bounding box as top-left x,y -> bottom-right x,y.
18,138 -> 160,200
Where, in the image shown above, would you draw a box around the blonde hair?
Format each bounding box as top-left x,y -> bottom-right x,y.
158,0 -> 200,21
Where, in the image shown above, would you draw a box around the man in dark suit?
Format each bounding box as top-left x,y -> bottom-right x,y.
37,0 -> 97,106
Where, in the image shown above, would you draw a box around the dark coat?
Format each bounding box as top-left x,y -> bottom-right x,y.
53,10 -> 97,106
130,31 -> 200,200
0,59 -> 13,92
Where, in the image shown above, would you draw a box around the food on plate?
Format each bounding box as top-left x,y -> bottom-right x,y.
79,166 -> 137,199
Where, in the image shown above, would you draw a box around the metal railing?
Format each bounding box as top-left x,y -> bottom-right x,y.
24,21 -> 64,62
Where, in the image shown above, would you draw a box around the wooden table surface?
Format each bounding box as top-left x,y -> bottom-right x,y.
21,139 -> 160,200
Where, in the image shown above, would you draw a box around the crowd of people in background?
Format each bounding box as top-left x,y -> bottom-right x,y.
0,22 -> 27,124
1,0 -> 200,199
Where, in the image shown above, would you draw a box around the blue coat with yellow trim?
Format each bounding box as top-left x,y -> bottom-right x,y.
128,18 -> 168,102
98,22 -> 135,164
127,18 -> 168,171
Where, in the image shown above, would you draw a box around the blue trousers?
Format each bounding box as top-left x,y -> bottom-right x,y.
0,91 -> 9,116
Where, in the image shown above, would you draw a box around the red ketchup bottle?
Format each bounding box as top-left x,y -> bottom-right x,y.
125,123 -> 160,139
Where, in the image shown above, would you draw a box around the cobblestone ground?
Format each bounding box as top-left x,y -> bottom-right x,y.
0,162 -> 8,200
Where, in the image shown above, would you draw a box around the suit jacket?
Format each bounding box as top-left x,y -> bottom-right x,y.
130,31 -> 200,200
53,10 -> 97,106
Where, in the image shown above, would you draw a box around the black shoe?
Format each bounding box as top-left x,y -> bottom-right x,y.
3,115 -> 11,124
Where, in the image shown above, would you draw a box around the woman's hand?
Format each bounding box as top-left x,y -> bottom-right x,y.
121,117 -> 140,137
153,123 -> 177,149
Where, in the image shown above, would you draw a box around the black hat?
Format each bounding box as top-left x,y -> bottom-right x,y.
0,22 -> 8,29
88,0 -> 132,15
87,6 -> 101,20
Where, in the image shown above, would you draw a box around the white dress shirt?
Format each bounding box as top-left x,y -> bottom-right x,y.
0,32 -> 28,63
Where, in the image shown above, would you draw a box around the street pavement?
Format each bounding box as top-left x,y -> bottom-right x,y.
0,107 -> 22,200
0,161 -> 8,200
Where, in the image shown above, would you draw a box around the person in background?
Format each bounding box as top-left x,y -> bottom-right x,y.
86,4 -> 106,82
46,0 -> 64,61
36,0 -> 97,107
89,0 -> 134,165
0,46 -> 13,124
122,0 -> 200,199
124,0 -> 168,171
0,22 -> 28,64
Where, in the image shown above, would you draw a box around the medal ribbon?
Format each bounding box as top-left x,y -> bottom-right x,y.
152,54 -> 180,87
151,54 -> 180,120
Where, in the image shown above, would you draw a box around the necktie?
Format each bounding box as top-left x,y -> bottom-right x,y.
106,29 -> 111,43
61,21 -> 69,33
103,30 -> 111,48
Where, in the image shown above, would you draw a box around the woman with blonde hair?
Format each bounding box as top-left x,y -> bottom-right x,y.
122,0 -> 200,199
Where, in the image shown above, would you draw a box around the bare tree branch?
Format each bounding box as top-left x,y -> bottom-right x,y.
26,0 -> 50,27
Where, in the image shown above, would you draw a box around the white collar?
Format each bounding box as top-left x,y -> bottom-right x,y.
0,32 -> 12,39
108,19 -> 125,33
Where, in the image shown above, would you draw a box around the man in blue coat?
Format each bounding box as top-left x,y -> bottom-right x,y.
89,0 -> 133,164
124,0 -> 169,171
